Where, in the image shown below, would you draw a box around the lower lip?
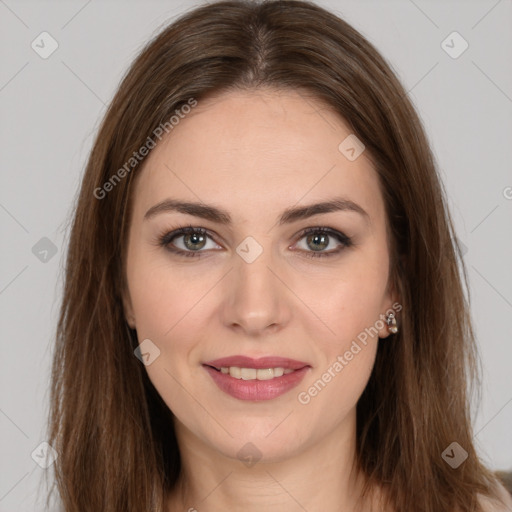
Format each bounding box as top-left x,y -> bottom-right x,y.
203,365 -> 310,401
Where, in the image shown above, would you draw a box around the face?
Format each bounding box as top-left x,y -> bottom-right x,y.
123,88 -> 398,464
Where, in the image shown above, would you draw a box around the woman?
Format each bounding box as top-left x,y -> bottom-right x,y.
46,1 -> 512,510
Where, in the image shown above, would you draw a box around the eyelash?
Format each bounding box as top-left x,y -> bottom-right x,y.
156,224 -> 353,259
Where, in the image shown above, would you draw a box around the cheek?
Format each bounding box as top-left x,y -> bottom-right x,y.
295,340 -> 377,439
127,251 -> 219,340
296,273 -> 382,419
126,252 -> 225,409
295,257 -> 389,343
292,259 -> 386,407
126,256 -> 207,419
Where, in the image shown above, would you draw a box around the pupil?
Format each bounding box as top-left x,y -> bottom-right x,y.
308,233 -> 328,251
185,233 -> 206,250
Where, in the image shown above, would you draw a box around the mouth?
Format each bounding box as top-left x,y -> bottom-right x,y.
202,355 -> 311,401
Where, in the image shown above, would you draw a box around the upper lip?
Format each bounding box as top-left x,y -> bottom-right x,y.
203,355 -> 310,370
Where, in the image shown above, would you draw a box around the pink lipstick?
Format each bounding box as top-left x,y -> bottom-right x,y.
203,355 -> 311,401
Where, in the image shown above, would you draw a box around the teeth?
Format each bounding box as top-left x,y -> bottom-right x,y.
240,368 -> 256,380
230,366 -> 241,379
218,366 -> 296,380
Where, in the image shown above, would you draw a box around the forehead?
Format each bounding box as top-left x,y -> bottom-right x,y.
130,88 -> 385,225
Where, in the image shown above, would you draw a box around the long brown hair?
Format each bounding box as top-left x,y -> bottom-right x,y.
46,1 -> 506,510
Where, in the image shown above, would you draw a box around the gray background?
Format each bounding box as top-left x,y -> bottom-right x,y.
1,0 -> 511,510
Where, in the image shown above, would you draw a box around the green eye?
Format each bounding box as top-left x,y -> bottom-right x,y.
159,226 -> 219,258
181,231 -> 208,251
158,225 -> 352,259
294,227 -> 353,258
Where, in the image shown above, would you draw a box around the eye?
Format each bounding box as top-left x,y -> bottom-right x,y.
157,225 -> 353,259
292,227 -> 353,258
158,226 -> 221,258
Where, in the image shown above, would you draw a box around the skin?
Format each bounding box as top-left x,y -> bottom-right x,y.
123,88 -> 399,511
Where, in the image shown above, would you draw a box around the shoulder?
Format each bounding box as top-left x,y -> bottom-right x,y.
478,481 -> 512,512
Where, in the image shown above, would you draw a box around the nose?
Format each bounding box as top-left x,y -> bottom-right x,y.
220,244 -> 292,337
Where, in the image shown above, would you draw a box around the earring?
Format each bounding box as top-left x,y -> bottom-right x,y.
386,312 -> 398,334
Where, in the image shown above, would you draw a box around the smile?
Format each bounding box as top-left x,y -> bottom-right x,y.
202,355 -> 311,401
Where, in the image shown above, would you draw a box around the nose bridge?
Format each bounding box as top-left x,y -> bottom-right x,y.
235,244 -> 274,296
222,235 -> 290,334
234,235 -> 278,305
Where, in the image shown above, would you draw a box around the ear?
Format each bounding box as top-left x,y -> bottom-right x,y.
378,275 -> 402,339
121,281 -> 136,329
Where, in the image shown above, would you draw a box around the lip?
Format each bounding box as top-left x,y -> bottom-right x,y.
202,355 -> 311,401
203,355 -> 310,370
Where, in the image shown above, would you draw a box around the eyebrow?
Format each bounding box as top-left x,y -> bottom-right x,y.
143,197 -> 370,225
